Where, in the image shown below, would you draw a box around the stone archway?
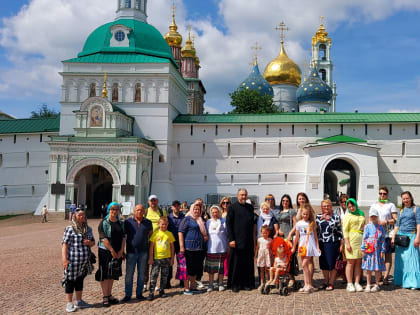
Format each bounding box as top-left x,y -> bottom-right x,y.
324,158 -> 358,203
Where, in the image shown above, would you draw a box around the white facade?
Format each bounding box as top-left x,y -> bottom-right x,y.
272,84 -> 298,112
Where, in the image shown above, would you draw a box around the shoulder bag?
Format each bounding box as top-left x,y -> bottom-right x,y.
394,207 -> 416,248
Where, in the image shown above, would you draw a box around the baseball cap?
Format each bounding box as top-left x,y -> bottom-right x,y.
148,195 -> 158,201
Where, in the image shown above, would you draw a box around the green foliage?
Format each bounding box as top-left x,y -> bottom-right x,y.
229,89 -> 277,114
30,104 -> 59,119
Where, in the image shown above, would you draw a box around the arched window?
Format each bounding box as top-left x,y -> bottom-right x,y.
125,0 -> 131,8
89,83 -> 96,97
319,44 -> 326,60
134,83 -> 141,102
112,83 -> 119,102
319,69 -> 327,81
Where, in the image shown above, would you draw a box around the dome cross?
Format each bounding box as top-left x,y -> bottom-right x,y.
275,21 -> 289,44
250,42 -> 262,66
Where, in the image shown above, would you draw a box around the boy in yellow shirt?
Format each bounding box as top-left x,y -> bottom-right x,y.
148,216 -> 175,300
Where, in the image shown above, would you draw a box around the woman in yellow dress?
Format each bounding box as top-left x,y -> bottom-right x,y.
343,198 -> 365,292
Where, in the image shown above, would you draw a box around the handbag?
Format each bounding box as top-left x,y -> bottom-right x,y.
175,252 -> 187,281
394,207 -> 416,248
335,253 -> 346,273
107,258 -> 122,280
298,223 -> 312,258
364,225 -> 379,254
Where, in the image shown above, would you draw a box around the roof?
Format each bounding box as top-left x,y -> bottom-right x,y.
64,19 -> 177,67
0,116 -> 60,134
317,135 -> 367,143
173,112 -> 420,124
297,68 -> 332,103
238,64 -> 273,96
64,53 -> 172,64
0,111 -> 16,120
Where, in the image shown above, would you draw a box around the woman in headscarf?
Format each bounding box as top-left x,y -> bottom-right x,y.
178,202 -> 208,295
95,202 -> 126,307
62,208 -> 95,313
342,198 -> 365,293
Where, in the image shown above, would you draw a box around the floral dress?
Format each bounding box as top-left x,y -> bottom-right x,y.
256,237 -> 272,267
361,223 -> 386,271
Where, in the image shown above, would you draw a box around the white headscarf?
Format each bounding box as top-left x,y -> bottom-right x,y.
260,209 -> 273,226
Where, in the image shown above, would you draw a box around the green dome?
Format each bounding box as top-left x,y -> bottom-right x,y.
78,19 -> 174,62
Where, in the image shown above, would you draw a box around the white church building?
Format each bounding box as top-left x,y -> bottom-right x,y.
1,1 -> 420,216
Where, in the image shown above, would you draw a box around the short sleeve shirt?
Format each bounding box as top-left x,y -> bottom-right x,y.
150,229 -> 175,259
146,208 -> 167,232
370,202 -> 397,237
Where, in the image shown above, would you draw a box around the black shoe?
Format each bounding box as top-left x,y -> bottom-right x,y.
136,295 -> 145,301
147,293 -> 154,301
121,296 -> 131,303
159,290 -> 168,298
108,296 -> 119,305
232,287 -> 240,293
244,286 -> 252,291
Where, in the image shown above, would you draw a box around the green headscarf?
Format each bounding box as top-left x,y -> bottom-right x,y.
346,198 -> 365,216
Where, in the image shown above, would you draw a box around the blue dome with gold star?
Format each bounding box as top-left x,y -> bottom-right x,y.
238,63 -> 273,96
297,68 -> 332,103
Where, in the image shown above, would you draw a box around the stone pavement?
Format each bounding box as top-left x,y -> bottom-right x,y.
0,214 -> 419,315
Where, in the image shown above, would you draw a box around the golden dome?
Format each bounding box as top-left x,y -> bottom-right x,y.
181,31 -> 196,58
263,43 -> 302,86
164,8 -> 182,47
312,22 -> 332,46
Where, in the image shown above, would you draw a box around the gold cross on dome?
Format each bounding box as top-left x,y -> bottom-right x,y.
171,1 -> 176,17
250,42 -> 262,65
275,21 -> 289,44
320,16 -> 325,25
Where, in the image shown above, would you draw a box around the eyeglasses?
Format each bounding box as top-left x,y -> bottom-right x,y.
222,201 -> 230,205
379,192 -> 387,196
266,198 -> 274,201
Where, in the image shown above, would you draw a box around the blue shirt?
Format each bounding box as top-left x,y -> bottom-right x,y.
124,217 -> 153,253
397,206 -> 420,234
178,216 -> 204,251
168,212 -> 185,243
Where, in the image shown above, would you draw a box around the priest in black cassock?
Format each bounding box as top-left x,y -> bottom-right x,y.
226,188 -> 256,292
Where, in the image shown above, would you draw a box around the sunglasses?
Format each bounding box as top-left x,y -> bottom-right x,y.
266,198 -> 274,201
222,201 -> 230,204
379,192 -> 387,195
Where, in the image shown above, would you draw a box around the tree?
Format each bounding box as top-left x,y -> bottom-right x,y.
30,104 -> 59,118
229,89 -> 277,114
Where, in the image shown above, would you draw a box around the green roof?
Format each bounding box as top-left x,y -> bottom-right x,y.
64,53 -> 171,64
0,116 -> 60,134
317,135 -> 367,143
65,19 -> 177,67
173,112 -> 420,124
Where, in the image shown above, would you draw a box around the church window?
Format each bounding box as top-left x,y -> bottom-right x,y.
134,83 -> 141,102
159,154 -> 165,163
114,31 -> 125,42
112,83 -> 119,102
319,69 -> 326,81
389,124 -> 392,135
89,83 -> 96,97
319,44 -> 326,60
125,0 -> 131,8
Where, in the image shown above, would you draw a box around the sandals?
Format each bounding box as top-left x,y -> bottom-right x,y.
288,280 -> 295,288
326,284 -> 334,291
383,278 -> 390,285
319,283 -> 328,290
108,296 -> 119,305
102,296 -> 110,308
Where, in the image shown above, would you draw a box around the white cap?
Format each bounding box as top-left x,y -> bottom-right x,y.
369,208 -> 379,217
148,195 -> 158,201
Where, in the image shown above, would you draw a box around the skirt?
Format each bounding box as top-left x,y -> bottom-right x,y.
319,241 -> 340,271
204,253 -> 227,274
394,232 -> 420,288
95,248 -> 122,282
185,250 -> 203,277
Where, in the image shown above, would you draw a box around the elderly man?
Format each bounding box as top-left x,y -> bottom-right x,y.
122,204 -> 153,302
226,188 -> 256,292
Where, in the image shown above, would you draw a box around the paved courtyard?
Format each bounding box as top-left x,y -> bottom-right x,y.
0,214 -> 419,315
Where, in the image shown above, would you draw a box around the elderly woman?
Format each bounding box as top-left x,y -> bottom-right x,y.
392,191 -> 420,289
179,202 -> 208,295
205,205 -> 228,292
95,202 -> 126,307
316,199 -> 343,291
256,201 -> 279,238
62,208 -> 95,312
343,198 -> 365,292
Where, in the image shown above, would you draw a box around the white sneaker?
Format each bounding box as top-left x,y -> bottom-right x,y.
66,302 -> 77,313
196,281 -> 205,289
364,285 -> 371,293
346,283 -> 356,293
218,285 -> 225,291
354,283 -> 363,292
370,284 -> 380,292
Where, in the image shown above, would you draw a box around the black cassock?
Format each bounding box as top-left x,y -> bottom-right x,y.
226,201 -> 256,289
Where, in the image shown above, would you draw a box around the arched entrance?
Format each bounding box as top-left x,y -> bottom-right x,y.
324,159 -> 357,204
74,165 -> 113,218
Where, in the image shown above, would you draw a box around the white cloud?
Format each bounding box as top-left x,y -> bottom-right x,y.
0,0 -> 419,112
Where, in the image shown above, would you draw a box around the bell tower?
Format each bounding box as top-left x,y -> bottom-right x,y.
116,0 -> 147,23
311,17 -> 337,112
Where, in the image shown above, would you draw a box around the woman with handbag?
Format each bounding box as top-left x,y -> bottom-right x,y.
391,191 -> 420,289
62,208 -> 95,312
95,202 -> 126,307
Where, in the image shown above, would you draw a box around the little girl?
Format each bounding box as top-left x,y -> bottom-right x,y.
293,204 -> 320,293
361,208 -> 386,292
267,245 -> 288,286
255,225 -> 273,290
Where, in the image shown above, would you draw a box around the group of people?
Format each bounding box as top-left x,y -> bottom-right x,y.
61,187 -> 420,312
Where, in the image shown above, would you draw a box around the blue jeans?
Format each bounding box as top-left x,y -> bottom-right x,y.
125,251 -> 148,297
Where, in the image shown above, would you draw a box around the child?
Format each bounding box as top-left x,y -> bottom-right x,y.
148,216 -> 175,301
255,225 -> 273,291
361,208 -> 386,292
267,245 -> 288,286
293,204 -> 320,293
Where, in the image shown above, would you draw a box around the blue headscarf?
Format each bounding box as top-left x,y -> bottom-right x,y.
106,202 -> 120,220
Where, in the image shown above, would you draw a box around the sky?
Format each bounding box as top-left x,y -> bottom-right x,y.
0,0 -> 420,118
